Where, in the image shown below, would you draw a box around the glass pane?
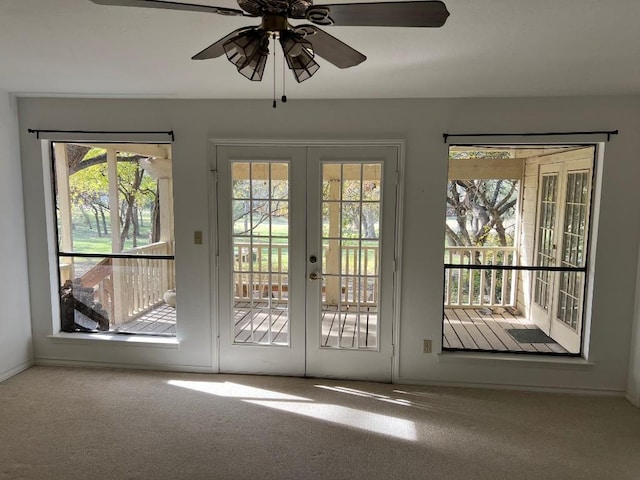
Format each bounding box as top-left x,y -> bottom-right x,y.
322,164 -> 341,201
361,203 -> 380,239
322,239 -> 341,276
250,200 -> 270,234
342,164 -> 361,201
232,163 -> 251,199
270,200 -> 289,238
250,163 -> 270,199
233,200 -> 251,236
59,256 -> 176,335
362,164 -> 381,201
341,203 -> 361,238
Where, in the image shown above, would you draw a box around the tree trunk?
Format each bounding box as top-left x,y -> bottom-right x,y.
119,167 -> 143,249
132,205 -> 140,241
151,189 -> 160,243
91,205 -> 102,237
99,205 -> 108,234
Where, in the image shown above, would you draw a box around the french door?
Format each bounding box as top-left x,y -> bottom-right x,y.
531,159 -> 593,353
214,144 -> 398,380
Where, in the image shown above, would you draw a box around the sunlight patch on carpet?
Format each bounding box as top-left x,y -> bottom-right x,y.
246,400 -> 417,441
168,380 -> 310,401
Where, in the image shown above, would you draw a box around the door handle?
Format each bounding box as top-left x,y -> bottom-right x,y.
309,271 -> 321,280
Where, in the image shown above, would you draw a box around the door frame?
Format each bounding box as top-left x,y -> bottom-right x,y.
208,139 -> 405,381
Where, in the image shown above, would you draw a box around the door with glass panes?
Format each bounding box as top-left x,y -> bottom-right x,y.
531,158 -> 593,353
215,144 -> 398,380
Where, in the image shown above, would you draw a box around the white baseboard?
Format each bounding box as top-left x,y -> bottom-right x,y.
396,376 -> 626,397
0,360 -> 34,383
35,357 -> 215,374
625,392 -> 640,407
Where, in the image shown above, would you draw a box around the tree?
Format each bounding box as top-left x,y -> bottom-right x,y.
68,162 -> 110,237
446,151 -> 518,249
116,161 -> 157,249
63,144 -> 160,251
446,179 -> 518,248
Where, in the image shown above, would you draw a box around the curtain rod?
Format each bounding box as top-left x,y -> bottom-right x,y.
443,129 -> 618,144
28,129 -> 175,141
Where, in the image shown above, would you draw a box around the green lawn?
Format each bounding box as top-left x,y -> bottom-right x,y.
64,206 -> 154,254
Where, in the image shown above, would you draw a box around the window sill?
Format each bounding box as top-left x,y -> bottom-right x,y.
47,332 -> 180,349
437,351 -> 594,369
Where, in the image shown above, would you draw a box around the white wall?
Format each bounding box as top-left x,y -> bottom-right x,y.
17,96 -> 640,395
627,252 -> 640,406
0,91 -> 33,381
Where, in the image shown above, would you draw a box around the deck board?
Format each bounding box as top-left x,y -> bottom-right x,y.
118,304 -> 176,335
443,312 -> 464,349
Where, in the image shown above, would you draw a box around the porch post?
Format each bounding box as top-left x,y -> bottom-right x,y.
53,143 -> 74,283
107,148 -> 126,324
140,156 -> 174,292
326,178 -> 341,305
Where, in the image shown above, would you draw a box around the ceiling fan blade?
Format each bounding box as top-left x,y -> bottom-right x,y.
295,25 -> 365,69
307,1 -> 450,27
89,0 -> 250,17
192,27 -> 256,60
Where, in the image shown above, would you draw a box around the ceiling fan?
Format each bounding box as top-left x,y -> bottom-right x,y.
89,0 -> 449,83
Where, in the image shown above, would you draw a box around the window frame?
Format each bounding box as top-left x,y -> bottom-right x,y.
48,140 -> 176,337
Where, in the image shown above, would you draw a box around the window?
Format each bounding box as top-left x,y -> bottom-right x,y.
443,145 -> 595,355
52,142 -> 176,335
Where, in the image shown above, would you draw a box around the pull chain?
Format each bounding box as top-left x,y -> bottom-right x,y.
272,34 -> 277,108
282,51 -> 287,103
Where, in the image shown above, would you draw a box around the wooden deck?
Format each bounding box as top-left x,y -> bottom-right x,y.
116,303 -> 562,354
234,301 -> 378,349
444,308 -> 567,353
118,304 -> 176,335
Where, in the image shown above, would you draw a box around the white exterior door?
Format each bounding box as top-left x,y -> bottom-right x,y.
214,144 -> 399,380
531,159 -> 593,353
216,145 -> 307,375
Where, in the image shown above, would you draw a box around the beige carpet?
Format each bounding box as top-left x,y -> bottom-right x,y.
1,367 -> 639,480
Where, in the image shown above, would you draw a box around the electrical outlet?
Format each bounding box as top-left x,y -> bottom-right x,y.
194,231 -> 203,245
423,339 -> 432,354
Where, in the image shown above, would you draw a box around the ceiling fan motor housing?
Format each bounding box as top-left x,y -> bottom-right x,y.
238,0 -> 312,18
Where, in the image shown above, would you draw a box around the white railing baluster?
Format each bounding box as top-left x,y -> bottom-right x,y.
444,246 -> 518,308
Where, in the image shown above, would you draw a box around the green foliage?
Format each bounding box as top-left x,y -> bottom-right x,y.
62,146 -> 160,253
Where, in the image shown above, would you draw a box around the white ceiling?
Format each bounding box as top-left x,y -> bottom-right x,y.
2,0 -> 639,99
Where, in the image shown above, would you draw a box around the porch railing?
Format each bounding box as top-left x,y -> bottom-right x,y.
233,243 -> 379,305
77,241 -> 174,325
117,242 -> 174,321
444,246 -> 517,308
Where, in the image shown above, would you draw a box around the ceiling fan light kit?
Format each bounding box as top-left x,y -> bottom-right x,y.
89,0 -> 449,85
223,30 -> 270,81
